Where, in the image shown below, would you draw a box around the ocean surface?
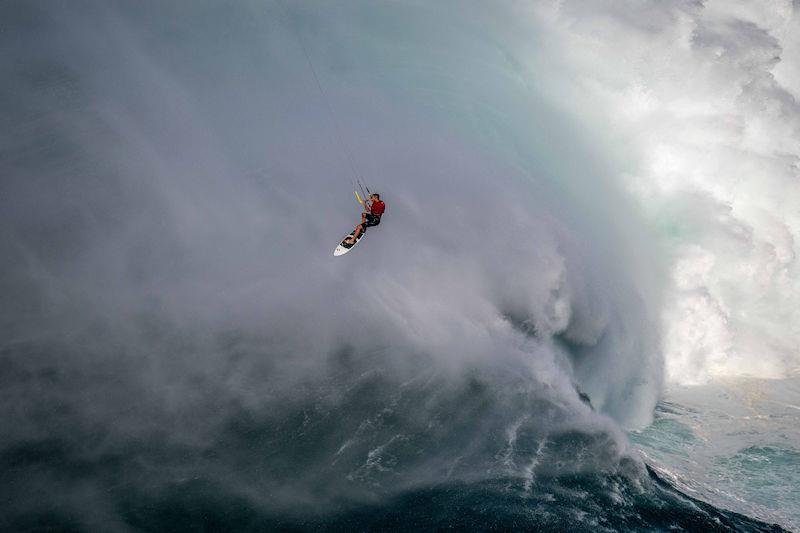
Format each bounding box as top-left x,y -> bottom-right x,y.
0,339 -> 790,531
2,1 -> 799,531
632,379 -> 800,531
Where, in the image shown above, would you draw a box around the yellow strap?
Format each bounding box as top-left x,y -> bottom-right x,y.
354,190 -> 364,205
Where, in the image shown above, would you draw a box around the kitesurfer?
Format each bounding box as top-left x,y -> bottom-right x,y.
345,193 -> 385,244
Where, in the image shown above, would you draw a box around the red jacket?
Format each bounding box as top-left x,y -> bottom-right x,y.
370,200 -> 386,216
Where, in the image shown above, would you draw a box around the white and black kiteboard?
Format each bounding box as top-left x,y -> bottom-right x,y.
333,229 -> 366,256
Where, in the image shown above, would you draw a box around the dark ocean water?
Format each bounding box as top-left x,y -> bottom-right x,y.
1,411 -> 788,532
0,342 -> 789,532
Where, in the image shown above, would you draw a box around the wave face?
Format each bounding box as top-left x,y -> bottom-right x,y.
0,1 -> 791,530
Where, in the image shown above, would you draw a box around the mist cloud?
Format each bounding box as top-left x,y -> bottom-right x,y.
530,0 -> 800,384
0,0 -> 669,527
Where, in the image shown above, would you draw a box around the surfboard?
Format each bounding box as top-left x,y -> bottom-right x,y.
334,229 -> 366,256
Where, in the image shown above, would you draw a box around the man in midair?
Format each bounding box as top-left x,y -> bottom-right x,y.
344,193 -> 385,244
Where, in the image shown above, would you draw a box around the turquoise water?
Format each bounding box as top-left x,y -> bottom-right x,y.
631,378 -> 800,531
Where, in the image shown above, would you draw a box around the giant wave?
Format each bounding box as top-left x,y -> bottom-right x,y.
0,1 -> 795,530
